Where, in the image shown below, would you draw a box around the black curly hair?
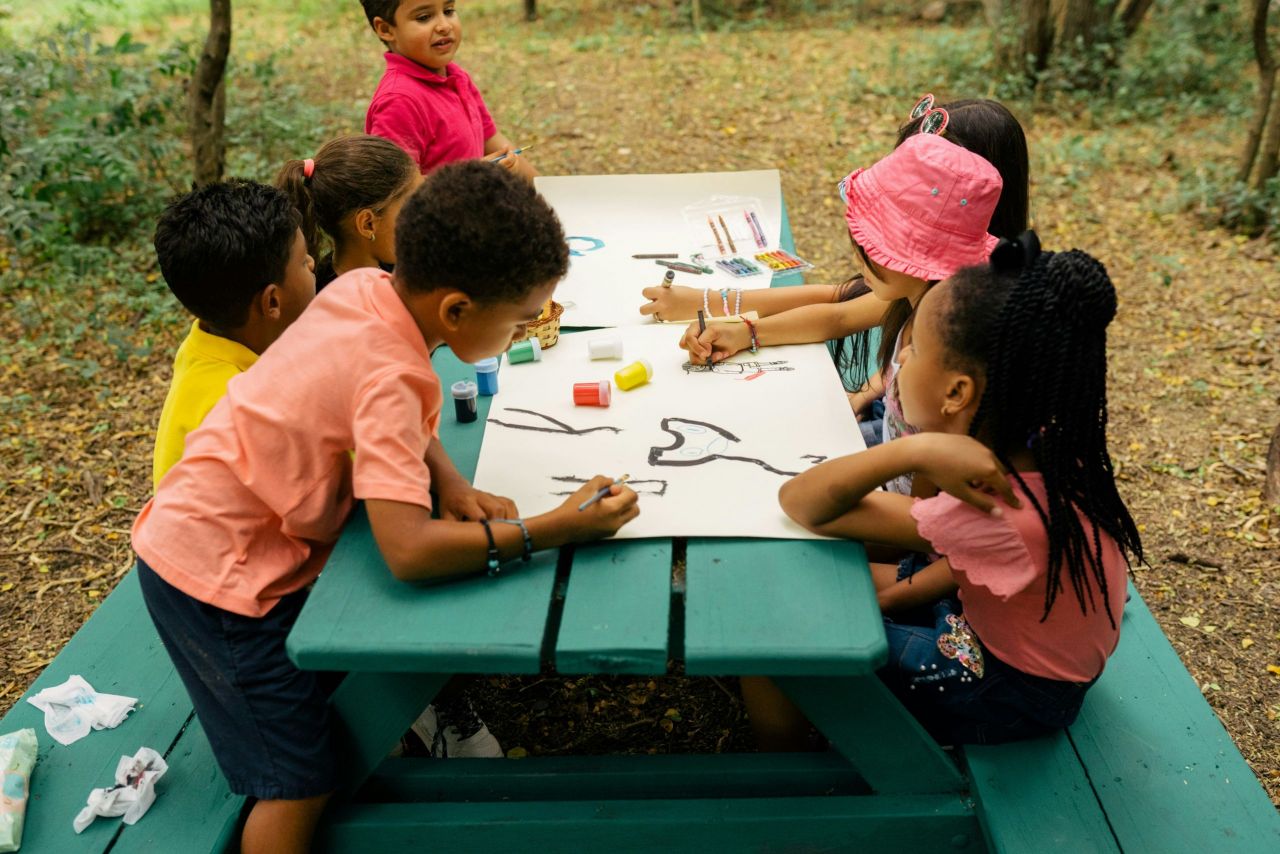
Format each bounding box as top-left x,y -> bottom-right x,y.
153,180 -> 301,331
833,98 -> 1030,390
940,231 -> 1144,625
394,160 -> 568,302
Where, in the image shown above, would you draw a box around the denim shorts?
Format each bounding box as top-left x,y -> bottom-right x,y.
858,399 -> 886,448
880,579 -> 1093,745
136,557 -> 341,800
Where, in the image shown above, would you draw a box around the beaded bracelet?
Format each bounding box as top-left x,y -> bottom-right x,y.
492,518 -> 532,563
741,315 -> 759,353
479,518 -> 501,576
702,287 -> 712,318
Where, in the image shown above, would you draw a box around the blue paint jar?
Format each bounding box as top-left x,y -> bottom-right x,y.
473,358 -> 499,396
450,381 -> 478,423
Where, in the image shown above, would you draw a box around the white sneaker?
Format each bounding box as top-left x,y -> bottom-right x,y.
410,701 -> 503,759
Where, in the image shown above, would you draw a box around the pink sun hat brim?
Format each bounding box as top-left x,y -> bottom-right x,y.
843,133 -> 1002,282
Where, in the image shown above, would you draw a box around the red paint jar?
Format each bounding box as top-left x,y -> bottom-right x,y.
573,381 -> 612,407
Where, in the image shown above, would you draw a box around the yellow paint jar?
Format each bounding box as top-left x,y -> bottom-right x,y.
614,359 -> 653,391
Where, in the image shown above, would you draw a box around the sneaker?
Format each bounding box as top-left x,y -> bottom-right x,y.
410,700 -> 503,759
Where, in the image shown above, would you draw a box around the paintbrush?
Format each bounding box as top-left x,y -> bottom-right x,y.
492,144 -> 534,163
578,474 -> 631,511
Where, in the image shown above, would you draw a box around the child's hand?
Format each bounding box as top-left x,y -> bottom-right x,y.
556,475 -> 640,540
639,285 -> 700,322
679,320 -> 750,364
487,147 -> 537,182
908,434 -> 1022,516
438,482 -> 518,522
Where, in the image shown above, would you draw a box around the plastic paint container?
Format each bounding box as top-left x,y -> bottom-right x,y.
451,381 -> 478,423
588,337 -> 624,360
509,337 -> 542,364
614,359 -> 653,391
573,381 -> 612,407
473,358 -> 500,396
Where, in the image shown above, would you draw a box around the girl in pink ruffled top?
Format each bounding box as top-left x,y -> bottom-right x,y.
765,231 -> 1145,747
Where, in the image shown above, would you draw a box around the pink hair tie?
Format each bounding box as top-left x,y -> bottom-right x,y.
303,158 -> 315,179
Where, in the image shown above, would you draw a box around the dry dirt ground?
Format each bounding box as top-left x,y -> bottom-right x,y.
1,1 -> 1277,806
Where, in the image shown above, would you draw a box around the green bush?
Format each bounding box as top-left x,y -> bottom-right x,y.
0,27 -> 194,261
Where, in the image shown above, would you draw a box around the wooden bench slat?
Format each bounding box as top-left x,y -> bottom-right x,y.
0,571 -> 222,853
964,735 -> 1119,853
683,538 -> 884,675
361,752 -> 867,802
555,539 -> 672,674
286,506 -> 557,674
318,795 -> 985,852
1067,586 -> 1280,852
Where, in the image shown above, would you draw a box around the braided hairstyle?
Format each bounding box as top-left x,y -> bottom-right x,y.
833,98 -> 1029,390
941,231 -> 1144,625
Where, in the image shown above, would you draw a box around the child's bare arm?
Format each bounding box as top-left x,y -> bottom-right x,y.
640,284 -> 840,323
877,558 -> 958,614
366,476 -> 638,582
778,434 -> 1019,546
424,441 -> 517,521
682,294 -> 885,363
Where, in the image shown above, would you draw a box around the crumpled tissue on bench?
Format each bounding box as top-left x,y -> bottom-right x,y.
73,747 -> 167,834
26,675 -> 136,746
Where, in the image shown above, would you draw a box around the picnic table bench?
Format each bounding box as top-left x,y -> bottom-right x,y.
3,208 -> 1277,852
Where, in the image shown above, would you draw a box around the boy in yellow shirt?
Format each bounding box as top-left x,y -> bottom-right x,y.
151,180 -> 317,487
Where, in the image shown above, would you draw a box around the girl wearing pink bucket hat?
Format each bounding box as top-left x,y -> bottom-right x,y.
682,133 -> 1003,486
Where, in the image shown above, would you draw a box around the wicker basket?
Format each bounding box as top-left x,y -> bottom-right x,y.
521,300 -> 563,350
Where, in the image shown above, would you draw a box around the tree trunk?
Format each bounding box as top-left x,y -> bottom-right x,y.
1240,0 -> 1276,184
524,0 -> 537,22
191,0 -> 231,187
1265,420 -> 1280,505
1055,0 -> 1108,52
1116,0 -> 1154,39
1252,90 -> 1280,189
691,0 -> 703,33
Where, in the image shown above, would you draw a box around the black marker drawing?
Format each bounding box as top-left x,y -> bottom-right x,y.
681,359 -> 794,375
488,407 -> 622,436
647,417 -> 820,477
550,475 -> 669,497
801,455 -> 827,465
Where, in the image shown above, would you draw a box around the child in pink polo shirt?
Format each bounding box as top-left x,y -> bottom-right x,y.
773,232 -> 1145,748
361,0 -> 537,180
132,161 -> 637,852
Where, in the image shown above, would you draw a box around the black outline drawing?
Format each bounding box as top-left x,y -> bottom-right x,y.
681,359 -> 794,376
488,407 -> 622,436
647,417 -> 818,477
801,455 -> 828,465
549,475 -> 670,497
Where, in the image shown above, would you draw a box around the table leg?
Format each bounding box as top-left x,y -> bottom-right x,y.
776,674 -> 965,794
329,671 -> 452,795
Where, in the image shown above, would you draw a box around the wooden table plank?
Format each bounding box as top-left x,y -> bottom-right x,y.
286,506 -> 557,674
554,539 -> 672,674
683,538 -> 884,675
1067,586 -> 1280,852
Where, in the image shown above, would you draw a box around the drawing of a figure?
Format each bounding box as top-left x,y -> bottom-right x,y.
681,360 -> 794,375
647,417 -> 821,477
487,408 -> 622,436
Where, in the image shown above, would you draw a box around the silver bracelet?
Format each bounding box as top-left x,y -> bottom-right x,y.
492,518 -> 532,563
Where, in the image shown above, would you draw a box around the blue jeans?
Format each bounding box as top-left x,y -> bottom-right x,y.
880,593 -> 1093,745
859,399 -> 886,448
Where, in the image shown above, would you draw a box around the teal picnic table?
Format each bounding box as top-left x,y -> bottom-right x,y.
283,208 -> 982,850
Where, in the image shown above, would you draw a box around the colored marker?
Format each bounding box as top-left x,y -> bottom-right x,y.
749,211 -> 767,248
579,474 -> 630,511
718,214 -> 737,253
707,217 -> 726,255
697,309 -> 709,366
633,253 -> 680,259
492,144 -> 533,163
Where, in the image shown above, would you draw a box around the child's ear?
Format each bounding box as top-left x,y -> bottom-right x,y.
260,284 -> 283,321
354,208 -> 377,242
942,372 -> 979,417
437,290 -> 472,331
371,16 -> 395,45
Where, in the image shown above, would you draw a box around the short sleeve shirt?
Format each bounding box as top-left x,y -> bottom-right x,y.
365,53 -> 497,173
132,269 -> 442,617
911,473 -> 1129,683
152,321 -> 258,490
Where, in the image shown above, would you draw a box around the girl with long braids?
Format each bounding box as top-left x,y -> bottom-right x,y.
751,232 -> 1144,749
